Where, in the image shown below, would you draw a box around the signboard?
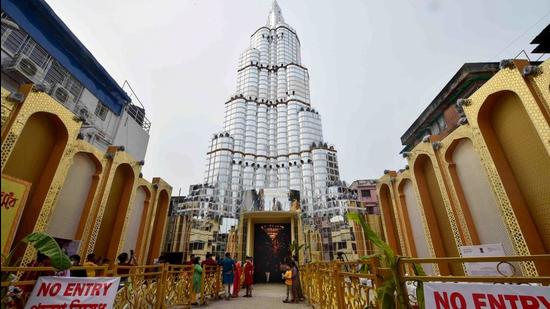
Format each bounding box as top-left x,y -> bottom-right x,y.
1,174 -> 31,255
459,243 -> 513,276
424,282 -> 550,309
25,276 -> 120,309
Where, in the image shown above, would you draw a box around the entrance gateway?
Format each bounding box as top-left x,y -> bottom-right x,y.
253,223 -> 290,283
239,210 -> 303,283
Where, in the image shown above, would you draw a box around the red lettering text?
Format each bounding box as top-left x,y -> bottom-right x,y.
91,283 -> 102,296
63,282 -> 75,296
504,294 -> 519,309
537,296 -> 550,308
450,292 -> 466,309
487,294 -> 505,309
84,283 -> 94,295
435,291 -> 450,309
519,295 -> 539,309
36,282 -> 61,296
473,293 -> 487,308
103,282 -> 113,295
74,282 -> 85,296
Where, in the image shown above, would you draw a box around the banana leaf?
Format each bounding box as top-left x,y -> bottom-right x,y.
347,212 -> 407,308
347,212 -> 393,259
22,232 -> 71,271
412,263 -> 426,309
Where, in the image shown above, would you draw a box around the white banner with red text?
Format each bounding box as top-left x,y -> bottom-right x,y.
424,282 -> 550,309
24,276 -> 120,309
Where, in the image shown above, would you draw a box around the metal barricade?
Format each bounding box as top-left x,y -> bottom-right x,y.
200,265 -> 221,305
299,259 -> 381,309
163,264 -> 194,308
112,264 -> 164,309
1,264 -> 197,309
397,255 -> 550,308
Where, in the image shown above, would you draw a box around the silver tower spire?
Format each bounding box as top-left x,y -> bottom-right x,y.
185,1 -> 349,218
267,0 -> 285,26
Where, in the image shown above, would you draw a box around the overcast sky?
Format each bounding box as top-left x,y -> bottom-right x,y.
44,0 -> 549,195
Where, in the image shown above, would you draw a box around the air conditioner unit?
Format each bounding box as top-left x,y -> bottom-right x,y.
50,84 -> 76,109
3,53 -> 45,83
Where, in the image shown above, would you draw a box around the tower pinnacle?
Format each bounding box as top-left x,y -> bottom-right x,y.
267,0 -> 284,27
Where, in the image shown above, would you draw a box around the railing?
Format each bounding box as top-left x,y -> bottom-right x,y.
300,259 -> 381,309
397,255 -> 550,308
4,256 -> 548,308
299,255 -> 550,308
163,264 -> 194,307
112,264 -> 164,308
200,265 -> 222,305
1,264 -> 223,309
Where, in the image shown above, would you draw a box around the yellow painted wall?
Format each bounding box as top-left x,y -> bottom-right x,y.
414,155 -> 462,275
452,139 -> 515,255
95,163 -> 134,260
48,152 -> 97,240
123,186 -> 147,253
488,91 -> 550,252
4,112 -> 68,253
148,189 -> 170,262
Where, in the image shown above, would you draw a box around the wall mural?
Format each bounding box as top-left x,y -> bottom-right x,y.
253,223 -> 291,283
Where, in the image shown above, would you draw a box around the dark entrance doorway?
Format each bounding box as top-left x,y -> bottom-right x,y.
253,223 -> 291,283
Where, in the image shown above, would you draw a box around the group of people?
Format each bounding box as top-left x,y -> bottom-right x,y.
17,249 -> 305,305
186,252 -> 255,304
67,250 -> 137,278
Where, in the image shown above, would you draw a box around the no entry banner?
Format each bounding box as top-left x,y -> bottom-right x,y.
424,282 -> 550,309
25,276 -> 120,309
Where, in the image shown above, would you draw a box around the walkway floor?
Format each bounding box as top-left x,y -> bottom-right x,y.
195,284 -> 311,308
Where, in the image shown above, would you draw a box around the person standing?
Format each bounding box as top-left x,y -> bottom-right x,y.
83,253 -> 98,277
21,252 -> 53,293
292,255 -> 304,301
243,256 -> 254,297
69,255 -> 87,277
116,252 -> 135,288
192,256 -> 203,305
219,252 -> 235,300
202,252 -> 217,267
290,259 -> 300,302
232,257 -> 242,297
185,254 -> 195,265
282,264 -> 294,303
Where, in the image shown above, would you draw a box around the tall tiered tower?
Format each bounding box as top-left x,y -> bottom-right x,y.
191,1 -> 347,217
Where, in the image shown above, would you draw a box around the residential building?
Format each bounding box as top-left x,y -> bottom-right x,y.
1,1 -> 150,160
350,179 -> 379,214
1,0 -> 171,266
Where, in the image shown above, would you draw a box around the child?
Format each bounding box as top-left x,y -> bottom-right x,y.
283,264 -> 294,303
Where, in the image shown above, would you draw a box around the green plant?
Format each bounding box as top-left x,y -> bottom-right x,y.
347,212 -> 406,309
1,232 -> 71,307
412,263 -> 426,309
289,240 -> 309,258
2,232 -> 71,270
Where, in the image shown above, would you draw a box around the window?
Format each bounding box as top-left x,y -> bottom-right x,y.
361,190 -> 371,198
94,102 -> 109,120
1,14 -> 28,55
